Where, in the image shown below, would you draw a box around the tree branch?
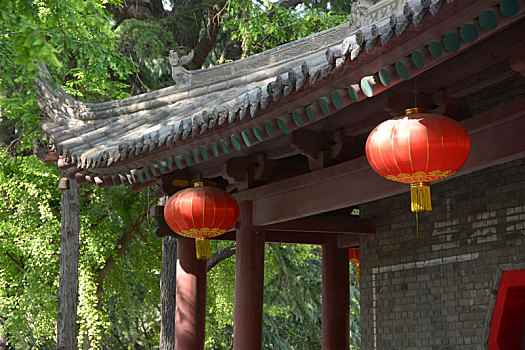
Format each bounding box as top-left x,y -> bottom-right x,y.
95,217 -> 138,308
3,251 -> 24,272
106,1 -> 153,20
193,3 -> 227,69
207,243 -> 236,271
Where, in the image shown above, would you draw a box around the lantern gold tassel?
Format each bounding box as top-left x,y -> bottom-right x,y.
410,183 -> 432,213
195,238 -> 211,260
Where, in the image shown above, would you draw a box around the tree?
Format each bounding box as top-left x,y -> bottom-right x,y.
0,0 -> 357,348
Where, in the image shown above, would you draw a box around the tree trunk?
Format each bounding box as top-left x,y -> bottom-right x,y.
56,177 -> 80,350
159,235 -> 177,350
0,313 -> 13,350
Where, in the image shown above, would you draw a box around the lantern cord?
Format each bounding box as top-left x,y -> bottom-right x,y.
415,212 -> 419,235
414,77 -> 418,108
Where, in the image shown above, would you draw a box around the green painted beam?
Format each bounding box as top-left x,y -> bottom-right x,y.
157,161 -> 167,174
378,67 -> 392,86
174,156 -> 184,169
277,114 -> 292,134
500,0 -> 519,17
348,85 -> 359,102
331,90 -> 344,109
460,22 -> 479,43
318,97 -> 331,115
218,139 -> 230,154
411,49 -> 425,69
209,143 -> 219,157
265,121 -> 275,137
360,77 -> 374,97
166,157 -> 173,170
191,149 -> 200,164
395,59 -> 410,80
241,130 -> 253,147
143,168 -> 152,181
305,104 -> 318,122
183,153 -> 193,166
231,134 -> 242,151
428,40 -> 443,58
291,109 -> 304,126
200,145 -> 209,161
253,125 -> 265,141
443,31 -> 461,52
149,164 -> 158,177
479,8 -> 499,30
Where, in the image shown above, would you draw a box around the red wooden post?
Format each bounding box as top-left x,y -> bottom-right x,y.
233,201 -> 265,350
175,236 -> 207,350
322,238 -> 350,350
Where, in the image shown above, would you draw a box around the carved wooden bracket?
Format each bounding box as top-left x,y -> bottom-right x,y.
222,157 -> 257,191
155,169 -> 192,198
431,91 -> 471,120
509,43 -> 525,82
253,154 -> 279,182
329,129 -> 356,162
291,129 -> 330,171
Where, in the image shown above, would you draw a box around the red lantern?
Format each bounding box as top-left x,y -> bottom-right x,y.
164,182 -> 239,260
349,248 -> 360,280
366,108 -> 470,212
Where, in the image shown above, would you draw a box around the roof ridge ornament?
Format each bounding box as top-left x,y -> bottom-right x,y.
169,49 -> 194,88
350,0 -> 408,31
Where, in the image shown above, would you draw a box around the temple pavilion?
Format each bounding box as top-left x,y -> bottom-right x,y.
37,0 -> 525,348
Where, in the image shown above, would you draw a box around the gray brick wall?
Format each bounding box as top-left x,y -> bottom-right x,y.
462,76 -> 525,116
359,158 -> 525,349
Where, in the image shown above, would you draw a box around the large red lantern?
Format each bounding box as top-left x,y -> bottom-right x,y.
366,108 -> 470,212
349,248 -> 360,280
164,182 -> 239,260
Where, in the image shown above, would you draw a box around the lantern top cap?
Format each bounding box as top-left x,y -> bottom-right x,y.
194,181 -> 205,187
405,107 -> 424,115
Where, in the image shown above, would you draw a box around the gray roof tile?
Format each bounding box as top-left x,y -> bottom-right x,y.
36,0 -> 457,181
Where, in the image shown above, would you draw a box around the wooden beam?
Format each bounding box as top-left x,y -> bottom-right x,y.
337,234 -> 361,249
234,97 -> 525,225
150,209 -> 363,245
265,231 -> 327,245
263,215 -> 374,234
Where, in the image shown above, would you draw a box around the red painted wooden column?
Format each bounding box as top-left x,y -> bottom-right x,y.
233,201 -> 265,350
175,236 -> 207,350
322,238 -> 350,350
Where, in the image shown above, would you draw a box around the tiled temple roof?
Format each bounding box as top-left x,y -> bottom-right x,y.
37,0 -> 523,187
36,0 -> 443,171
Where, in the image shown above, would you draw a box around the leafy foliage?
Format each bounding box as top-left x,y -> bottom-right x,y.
0,0 -> 360,348
224,0 -> 350,57
0,152 -> 61,347
206,243 -> 361,349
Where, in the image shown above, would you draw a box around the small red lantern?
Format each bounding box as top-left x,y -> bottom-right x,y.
366,108 -> 470,212
349,248 -> 360,280
164,182 -> 239,260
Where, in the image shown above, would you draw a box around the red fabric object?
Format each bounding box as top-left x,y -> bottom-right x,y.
488,269 -> 525,350
349,248 -> 360,264
365,108 -> 470,185
164,183 -> 239,239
